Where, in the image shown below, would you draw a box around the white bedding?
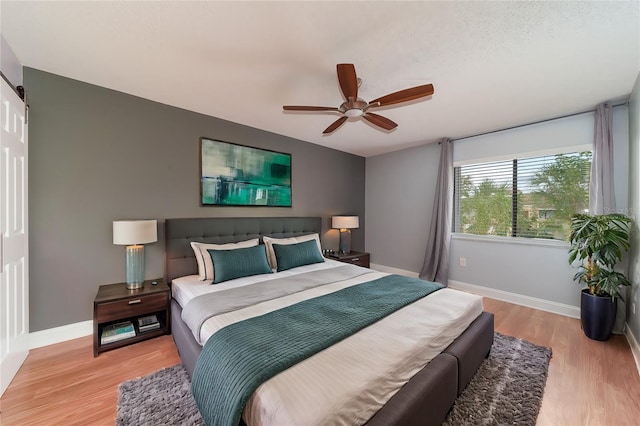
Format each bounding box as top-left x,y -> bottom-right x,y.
171,258 -> 344,310
173,261 -> 483,426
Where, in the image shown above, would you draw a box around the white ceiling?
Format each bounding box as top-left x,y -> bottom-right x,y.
2,1 -> 639,157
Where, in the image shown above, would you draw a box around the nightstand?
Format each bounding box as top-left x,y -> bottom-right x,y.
93,278 -> 171,357
324,251 -> 370,268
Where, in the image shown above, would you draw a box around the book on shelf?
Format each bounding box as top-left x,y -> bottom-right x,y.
138,314 -> 160,332
139,322 -> 161,332
101,321 -> 136,344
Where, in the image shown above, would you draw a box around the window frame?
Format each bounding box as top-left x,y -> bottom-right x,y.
452,144 -> 592,244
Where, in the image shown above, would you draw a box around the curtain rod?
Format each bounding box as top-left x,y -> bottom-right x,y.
451,101 -> 629,142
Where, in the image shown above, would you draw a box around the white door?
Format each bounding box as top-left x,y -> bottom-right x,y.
0,77 -> 29,397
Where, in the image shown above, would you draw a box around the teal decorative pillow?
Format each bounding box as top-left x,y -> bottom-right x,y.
272,239 -> 325,272
208,245 -> 272,284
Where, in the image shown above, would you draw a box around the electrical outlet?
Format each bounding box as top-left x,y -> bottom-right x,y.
459,257 -> 467,267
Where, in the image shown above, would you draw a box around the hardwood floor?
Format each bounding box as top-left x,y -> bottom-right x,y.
1,298 -> 639,425
0,335 -> 180,425
482,298 -> 640,426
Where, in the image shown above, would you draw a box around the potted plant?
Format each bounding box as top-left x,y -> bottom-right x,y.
568,213 -> 632,341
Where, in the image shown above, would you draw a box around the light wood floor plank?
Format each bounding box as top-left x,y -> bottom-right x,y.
1,298 -> 639,425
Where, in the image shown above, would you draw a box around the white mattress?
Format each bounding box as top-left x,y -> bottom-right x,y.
173,262 -> 483,425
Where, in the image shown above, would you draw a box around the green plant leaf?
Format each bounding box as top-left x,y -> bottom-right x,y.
568,213 -> 633,300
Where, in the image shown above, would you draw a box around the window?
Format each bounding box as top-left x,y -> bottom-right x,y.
453,151 -> 592,241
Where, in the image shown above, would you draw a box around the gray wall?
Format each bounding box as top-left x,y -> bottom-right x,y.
25,68 -> 365,332
366,107 -> 630,311
450,107 -> 629,308
365,142 -> 440,271
628,71 -> 640,344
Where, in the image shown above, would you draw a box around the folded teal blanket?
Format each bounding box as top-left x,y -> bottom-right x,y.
191,274 -> 443,426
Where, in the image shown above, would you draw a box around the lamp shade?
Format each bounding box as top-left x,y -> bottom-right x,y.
113,220 -> 158,245
332,216 -> 359,229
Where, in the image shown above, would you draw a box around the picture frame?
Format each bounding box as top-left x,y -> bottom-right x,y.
200,138 -> 292,207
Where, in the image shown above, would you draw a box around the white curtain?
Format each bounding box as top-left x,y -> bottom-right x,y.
590,102 -> 625,334
419,139 -> 452,285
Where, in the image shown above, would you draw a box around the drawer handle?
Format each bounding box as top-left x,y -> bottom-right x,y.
352,258 -> 360,261
128,299 -> 142,305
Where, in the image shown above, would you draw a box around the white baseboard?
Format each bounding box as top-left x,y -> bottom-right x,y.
445,279 -> 640,376
29,320 -> 92,349
448,280 -> 581,318
624,325 -> 640,377
371,263 -> 581,318
372,263 -> 638,375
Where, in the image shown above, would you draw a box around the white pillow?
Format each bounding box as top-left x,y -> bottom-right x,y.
190,238 -> 259,281
263,234 -> 322,270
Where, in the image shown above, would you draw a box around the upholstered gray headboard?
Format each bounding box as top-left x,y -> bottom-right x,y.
165,216 -> 322,283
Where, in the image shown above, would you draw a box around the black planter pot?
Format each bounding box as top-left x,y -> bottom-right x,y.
580,289 -> 617,341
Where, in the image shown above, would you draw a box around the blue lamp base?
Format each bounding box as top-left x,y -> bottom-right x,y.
125,245 -> 145,289
339,229 -> 352,254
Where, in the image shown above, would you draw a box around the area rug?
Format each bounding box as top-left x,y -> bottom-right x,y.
442,332 -> 552,425
117,332 -> 551,426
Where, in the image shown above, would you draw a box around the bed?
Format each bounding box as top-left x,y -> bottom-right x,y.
165,216 -> 494,426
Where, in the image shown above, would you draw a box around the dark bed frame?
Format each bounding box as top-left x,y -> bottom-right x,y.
165,216 -> 494,426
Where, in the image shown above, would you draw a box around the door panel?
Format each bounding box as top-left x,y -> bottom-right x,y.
1,77 -> 29,397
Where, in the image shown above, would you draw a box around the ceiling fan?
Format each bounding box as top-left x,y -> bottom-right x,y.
283,63 -> 434,135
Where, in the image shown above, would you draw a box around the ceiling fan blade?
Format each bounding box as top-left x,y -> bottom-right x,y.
283,106 -> 341,112
323,116 -> 348,134
337,63 -> 358,101
369,84 -> 435,108
362,112 -> 398,131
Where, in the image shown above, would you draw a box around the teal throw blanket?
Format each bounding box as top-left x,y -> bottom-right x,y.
191,274 -> 443,426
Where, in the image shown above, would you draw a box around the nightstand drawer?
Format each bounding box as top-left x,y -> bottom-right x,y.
325,252 -> 370,268
96,292 -> 168,322
343,254 -> 369,268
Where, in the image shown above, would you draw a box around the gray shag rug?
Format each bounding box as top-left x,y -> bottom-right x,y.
117,332 -> 551,426
442,332 -> 552,425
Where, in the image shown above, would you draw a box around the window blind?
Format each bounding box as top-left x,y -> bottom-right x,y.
453,151 -> 592,241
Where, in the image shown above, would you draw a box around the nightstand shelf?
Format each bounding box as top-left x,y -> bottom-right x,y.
93,279 -> 170,357
324,251 -> 370,268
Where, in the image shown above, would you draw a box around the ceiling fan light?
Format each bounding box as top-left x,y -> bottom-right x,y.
344,108 -> 363,118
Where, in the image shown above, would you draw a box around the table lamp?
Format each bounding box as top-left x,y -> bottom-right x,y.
332,216 -> 359,254
113,220 -> 157,289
